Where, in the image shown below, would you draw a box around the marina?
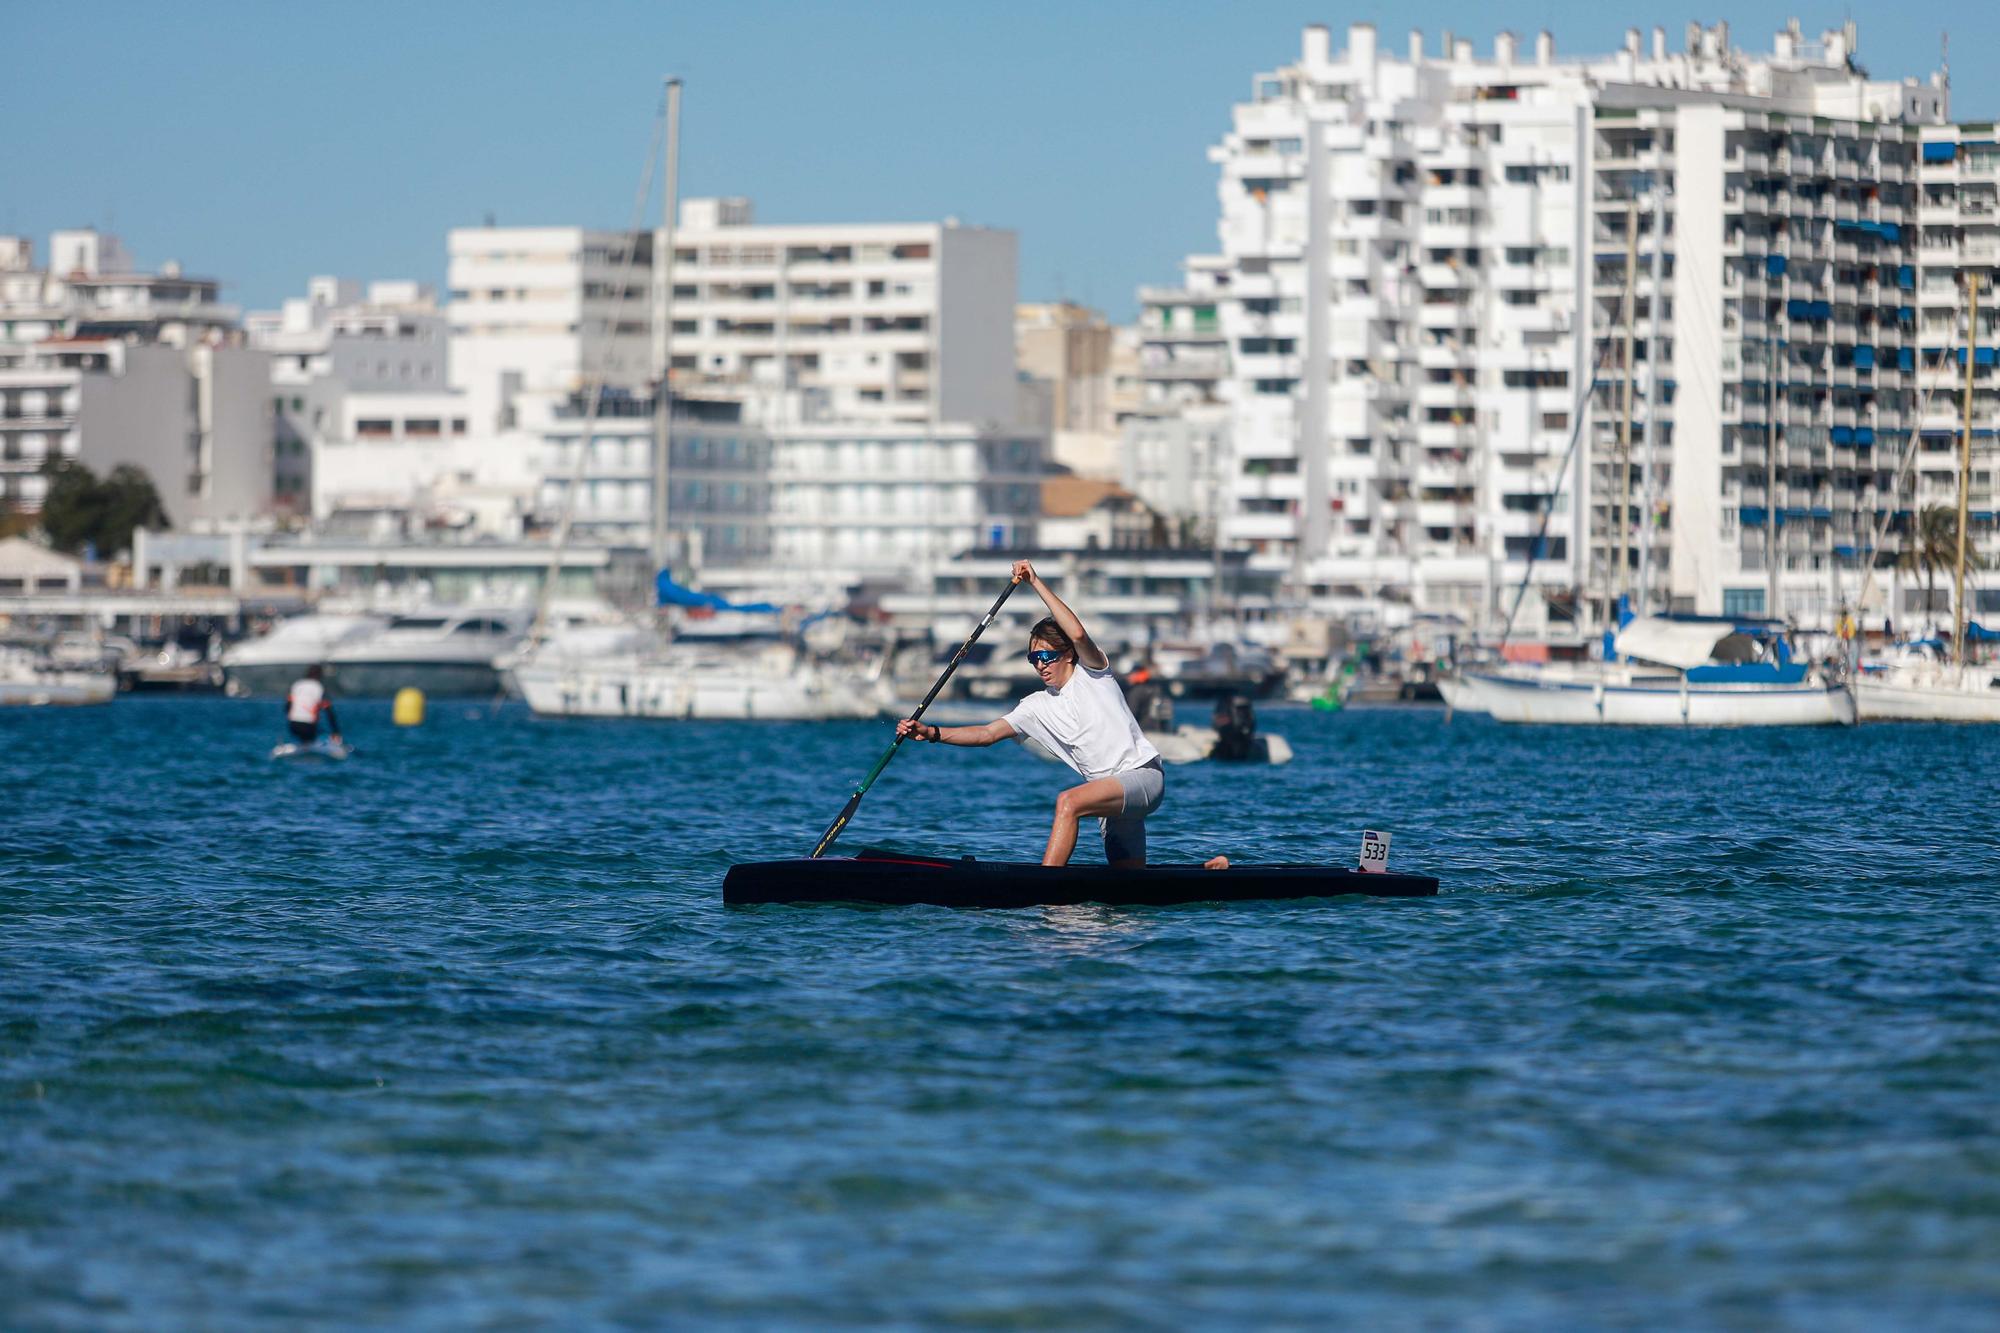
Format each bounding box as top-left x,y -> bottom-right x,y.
9,7 -> 2000,1326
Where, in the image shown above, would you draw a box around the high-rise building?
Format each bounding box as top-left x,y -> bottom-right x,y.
1193,20 -> 1955,635
446,227 -> 656,432
663,199 -> 1018,429
1122,255 -> 1232,529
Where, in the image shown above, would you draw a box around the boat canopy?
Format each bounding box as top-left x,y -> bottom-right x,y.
655,572 -> 780,614
1612,615 -> 1775,669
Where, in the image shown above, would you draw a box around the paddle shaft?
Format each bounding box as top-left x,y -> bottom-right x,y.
809,578 -> 1020,858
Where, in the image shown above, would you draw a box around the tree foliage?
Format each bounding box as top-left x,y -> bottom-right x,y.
36,458 -> 168,557
1898,503 -> 1987,616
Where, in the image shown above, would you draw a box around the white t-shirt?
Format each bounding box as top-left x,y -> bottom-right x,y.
287,677 -> 326,724
1004,663 -> 1161,782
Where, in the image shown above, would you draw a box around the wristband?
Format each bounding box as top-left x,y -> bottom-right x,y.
928,724 -> 942,743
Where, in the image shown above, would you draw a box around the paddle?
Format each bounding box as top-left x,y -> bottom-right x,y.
810,576 -> 1020,858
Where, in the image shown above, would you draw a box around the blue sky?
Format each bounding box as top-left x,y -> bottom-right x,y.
5,2 -> 1994,322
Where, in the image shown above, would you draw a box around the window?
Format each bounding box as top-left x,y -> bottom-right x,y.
1723,588 -> 1766,617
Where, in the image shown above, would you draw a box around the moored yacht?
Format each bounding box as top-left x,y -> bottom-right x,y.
1854,642 -> 2000,722
220,614 -> 388,696
0,641 -> 115,706
513,638 -> 892,721
324,608 -> 527,697
1452,617 -> 1854,726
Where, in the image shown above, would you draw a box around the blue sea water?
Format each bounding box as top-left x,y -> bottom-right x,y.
3,696 -> 1998,1329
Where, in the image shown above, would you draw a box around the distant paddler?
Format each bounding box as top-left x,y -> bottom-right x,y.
895,559 -> 1168,868
284,665 -> 343,749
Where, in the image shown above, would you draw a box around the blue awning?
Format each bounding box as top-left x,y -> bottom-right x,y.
655,572 -> 781,613
1831,426 -> 1854,444
1897,265 -> 1916,289
1766,254 -> 1788,277
1855,427 -> 1876,445
1853,346 -> 1875,369
1833,544 -> 1857,557
1740,506 -> 1767,526
1923,141 -> 1958,162
1834,220 -> 1901,241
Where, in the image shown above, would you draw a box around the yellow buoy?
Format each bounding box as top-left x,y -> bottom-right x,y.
392,687 -> 426,727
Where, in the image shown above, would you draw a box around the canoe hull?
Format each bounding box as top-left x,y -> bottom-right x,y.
724,851 -> 1438,908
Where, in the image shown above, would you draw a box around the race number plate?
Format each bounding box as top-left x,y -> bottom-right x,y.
1358,829 -> 1391,874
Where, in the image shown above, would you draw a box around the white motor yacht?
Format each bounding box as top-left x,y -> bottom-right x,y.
324,608 -> 527,697
220,614 -> 388,696
513,639 -> 892,721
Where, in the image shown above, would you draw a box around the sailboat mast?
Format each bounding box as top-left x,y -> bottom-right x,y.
651,77 -> 683,578
1954,271 -> 1979,670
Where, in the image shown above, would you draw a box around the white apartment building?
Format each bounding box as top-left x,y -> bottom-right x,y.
529,388 -> 1043,584
446,227 -> 656,432
664,198 -> 1018,429
248,276 -> 452,515
1903,125 -> 2000,626
0,230 -> 241,351
311,389 -> 533,538
1123,255 -> 1232,526
1197,19 -> 1954,634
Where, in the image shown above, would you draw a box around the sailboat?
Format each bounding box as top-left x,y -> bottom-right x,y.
1854,272 -> 2000,721
1453,612 -> 1853,726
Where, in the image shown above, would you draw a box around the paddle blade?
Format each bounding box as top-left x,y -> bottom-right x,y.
811,790 -> 865,859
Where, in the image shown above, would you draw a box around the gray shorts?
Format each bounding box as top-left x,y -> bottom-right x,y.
1099,758 -> 1165,863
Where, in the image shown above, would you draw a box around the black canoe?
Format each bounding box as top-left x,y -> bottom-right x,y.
723,848 -> 1439,909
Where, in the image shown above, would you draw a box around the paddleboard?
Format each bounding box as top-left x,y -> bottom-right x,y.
724,847 -> 1437,908
270,739 -> 353,761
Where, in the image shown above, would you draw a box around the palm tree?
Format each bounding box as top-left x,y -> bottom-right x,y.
1897,504 -> 1987,632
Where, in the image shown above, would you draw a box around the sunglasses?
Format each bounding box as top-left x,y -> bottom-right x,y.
1025,649 -> 1066,667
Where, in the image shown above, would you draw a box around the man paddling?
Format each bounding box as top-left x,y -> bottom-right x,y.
284,664 -> 343,748
897,560 -> 1165,867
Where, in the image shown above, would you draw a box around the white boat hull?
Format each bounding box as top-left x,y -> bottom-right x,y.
1461,670 -> 1855,727
513,661 -> 889,721
1856,674 -> 2000,722
1020,726 -> 1291,765
0,673 -> 115,706
1436,675 -> 1481,713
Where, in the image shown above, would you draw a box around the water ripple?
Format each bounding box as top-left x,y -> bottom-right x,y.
2,698 -> 1997,1327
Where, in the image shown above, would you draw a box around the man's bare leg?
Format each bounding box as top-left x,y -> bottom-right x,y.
1042,777 -> 1126,866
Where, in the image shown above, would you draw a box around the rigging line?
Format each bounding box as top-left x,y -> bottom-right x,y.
1850,352 -> 1949,620
527,93 -> 670,649
1499,332 -> 1619,646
